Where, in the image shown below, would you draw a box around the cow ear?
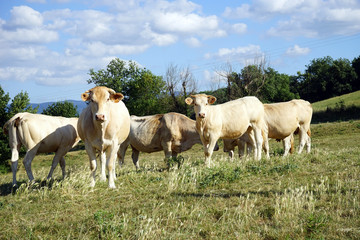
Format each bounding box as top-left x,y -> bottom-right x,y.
81,91 -> 90,102
185,97 -> 194,105
208,95 -> 216,104
110,93 -> 124,103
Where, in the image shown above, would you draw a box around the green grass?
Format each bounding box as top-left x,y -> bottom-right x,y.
311,90 -> 360,112
0,121 -> 360,239
311,91 -> 360,123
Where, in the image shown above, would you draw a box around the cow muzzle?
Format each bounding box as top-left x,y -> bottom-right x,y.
95,113 -> 106,122
198,113 -> 205,118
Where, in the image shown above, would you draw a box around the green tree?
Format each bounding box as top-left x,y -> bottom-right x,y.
88,58 -> 167,116
260,68 -> 298,103
0,85 -> 11,172
8,91 -> 38,117
42,101 -> 78,117
298,56 -> 357,102
351,56 -> 360,91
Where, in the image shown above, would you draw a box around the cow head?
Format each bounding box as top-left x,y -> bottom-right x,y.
81,86 -> 124,122
185,94 -> 216,119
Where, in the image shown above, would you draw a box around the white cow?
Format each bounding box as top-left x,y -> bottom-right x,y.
223,99 -> 312,158
78,86 -> 130,188
3,112 -> 80,186
185,94 -> 267,166
118,112 -> 219,169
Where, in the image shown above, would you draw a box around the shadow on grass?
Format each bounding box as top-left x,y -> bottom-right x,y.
312,105 -> 360,123
171,190 -> 285,199
0,178 -> 64,197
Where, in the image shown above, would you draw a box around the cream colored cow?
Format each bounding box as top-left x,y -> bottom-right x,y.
118,112 -> 219,169
185,94 -> 267,166
3,113 -> 80,187
78,86 -> 130,188
223,99 -> 312,158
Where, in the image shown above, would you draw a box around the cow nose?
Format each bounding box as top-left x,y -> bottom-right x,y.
95,114 -> 105,121
199,113 -> 205,118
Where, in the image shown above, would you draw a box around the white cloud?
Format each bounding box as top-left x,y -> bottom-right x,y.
9,6 -> 43,28
223,0 -> 360,37
205,45 -> 263,63
285,45 -> 310,56
231,23 -> 247,34
184,37 -> 201,47
0,1 -> 234,87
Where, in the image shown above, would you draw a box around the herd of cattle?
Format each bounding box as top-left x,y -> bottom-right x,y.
3,86 -> 313,188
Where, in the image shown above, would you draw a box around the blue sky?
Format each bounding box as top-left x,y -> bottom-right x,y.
1,0 -> 360,103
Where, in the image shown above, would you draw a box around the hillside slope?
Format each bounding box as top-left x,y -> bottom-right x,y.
311,90 -> 360,123
311,90 -> 360,112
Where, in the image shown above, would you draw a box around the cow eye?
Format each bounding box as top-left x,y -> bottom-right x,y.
107,98 -> 110,101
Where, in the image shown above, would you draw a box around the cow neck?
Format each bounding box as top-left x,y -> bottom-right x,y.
195,117 -> 207,133
93,119 -> 108,137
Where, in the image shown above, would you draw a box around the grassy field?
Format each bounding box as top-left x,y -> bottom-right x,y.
310,91 -> 360,123
0,119 -> 359,239
311,90 -> 360,112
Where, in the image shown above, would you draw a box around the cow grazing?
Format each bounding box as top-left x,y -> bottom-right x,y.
118,112 -> 219,169
78,86 -> 130,188
185,94 -> 266,166
223,99 -> 312,158
3,112 -> 80,187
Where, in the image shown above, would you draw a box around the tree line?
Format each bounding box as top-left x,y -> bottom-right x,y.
0,55 -> 359,170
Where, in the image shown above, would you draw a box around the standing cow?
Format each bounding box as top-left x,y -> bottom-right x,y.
3,112 -> 80,187
185,94 -> 267,166
263,99 -> 312,156
223,99 -> 312,158
78,86 -> 130,188
118,112 -> 219,169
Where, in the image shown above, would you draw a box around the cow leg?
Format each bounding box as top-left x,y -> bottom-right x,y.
100,151 -> 107,182
23,147 -> 39,183
252,126 -> 263,160
229,150 -> 235,160
59,157 -> 66,179
204,136 -> 218,167
298,127 -> 308,154
246,130 -> 257,159
11,144 -> 21,187
282,135 -> 292,157
84,143 -> 97,187
306,135 -> 311,153
118,141 -> 129,168
131,146 -> 140,170
161,141 -> 172,159
47,148 -> 68,180
238,140 -> 246,159
106,144 -> 119,189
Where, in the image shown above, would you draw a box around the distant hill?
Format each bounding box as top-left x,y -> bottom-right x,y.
311,90 -> 360,112
311,90 -> 360,123
30,100 -> 87,115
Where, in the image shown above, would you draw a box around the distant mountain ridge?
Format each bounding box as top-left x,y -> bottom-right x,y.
30,100 -> 87,115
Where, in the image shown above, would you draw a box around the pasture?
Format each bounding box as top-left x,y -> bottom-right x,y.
0,120 -> 359,239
